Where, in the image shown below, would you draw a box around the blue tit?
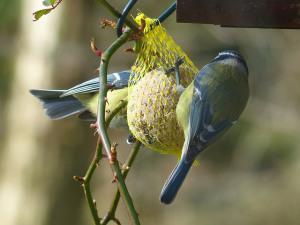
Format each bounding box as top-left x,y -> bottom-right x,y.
160,51 -> 249,204
30,71 -> 130,120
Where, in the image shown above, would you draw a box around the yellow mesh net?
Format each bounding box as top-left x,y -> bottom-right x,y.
127,13 -> 199,155
129,13 -> 198,86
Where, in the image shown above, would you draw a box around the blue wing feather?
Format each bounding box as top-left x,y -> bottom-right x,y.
30,70 -> 130,120
61,71 -> 130,97
161,51 -> 249,204
185,65 -> 233,161
160,158 -> 193,204
160,65 -> 233,204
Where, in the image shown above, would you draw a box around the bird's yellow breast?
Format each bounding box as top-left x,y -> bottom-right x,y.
127,69 -> 184,155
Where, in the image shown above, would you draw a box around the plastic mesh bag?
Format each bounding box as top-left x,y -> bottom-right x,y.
127,14 -> 199,155
129,13 -> 198,87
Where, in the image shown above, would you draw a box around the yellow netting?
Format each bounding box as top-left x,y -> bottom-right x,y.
129,13 -> 199,86
127,13 -> 199,155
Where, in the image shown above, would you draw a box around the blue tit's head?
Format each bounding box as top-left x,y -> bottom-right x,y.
212,50 -> 249,75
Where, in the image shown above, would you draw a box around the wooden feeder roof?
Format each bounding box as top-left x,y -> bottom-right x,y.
176,0 -> 300,29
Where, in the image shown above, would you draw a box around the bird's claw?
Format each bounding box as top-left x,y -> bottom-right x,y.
166,56 -> 185,90
126,134 -> 136,144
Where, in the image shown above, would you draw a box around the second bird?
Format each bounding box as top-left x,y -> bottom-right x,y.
160,50 -> 250,204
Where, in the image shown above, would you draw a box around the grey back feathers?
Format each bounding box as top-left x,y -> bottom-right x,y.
30,70 -> 131,120
61,71 -> 131,97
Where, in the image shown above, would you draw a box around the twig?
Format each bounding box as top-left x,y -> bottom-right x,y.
51,0 -> 63,10
101,141 -> 142,225
105,99 -> 128,128
84,139 -> 102,224
75,99 -> 129,225
97,30 -> 131,158
97,29 -> 141,225
74,138 -> 102,225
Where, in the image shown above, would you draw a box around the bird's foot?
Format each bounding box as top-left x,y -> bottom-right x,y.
166,56 -> 185,93
126,134 -> 136,144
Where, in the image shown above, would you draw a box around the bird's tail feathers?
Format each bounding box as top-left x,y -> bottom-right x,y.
30,89 -> 86,120
160,158 -> 193,204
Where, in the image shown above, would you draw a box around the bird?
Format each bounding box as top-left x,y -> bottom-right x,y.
160,50 -> 249,204
30,71 -> 130,121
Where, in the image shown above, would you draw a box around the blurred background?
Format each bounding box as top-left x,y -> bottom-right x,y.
1,0 -> 300,225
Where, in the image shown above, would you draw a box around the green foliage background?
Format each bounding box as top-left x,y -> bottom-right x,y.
1,1 -> 300,225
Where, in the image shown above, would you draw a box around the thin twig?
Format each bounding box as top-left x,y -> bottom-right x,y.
83,138 -> 102,225
76,99 -> 129,225
97,29 -> 141,225
105,99 -> 128,128
74,138 -> 102,225
97,30 -> 131,158
101,142 -> 142,225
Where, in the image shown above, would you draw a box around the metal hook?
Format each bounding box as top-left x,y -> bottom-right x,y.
157,2 -> 176,24
116,1 -> 176,37
116,0 -> 138,37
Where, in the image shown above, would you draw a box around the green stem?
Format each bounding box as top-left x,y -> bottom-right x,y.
95,0 -> 139,32
97,29 -> 141,225
105,99 -> 128,128
97,30 -> 131,157
101,142 -> 142,225
81,99 -> 128,225
82,139 -> 102,225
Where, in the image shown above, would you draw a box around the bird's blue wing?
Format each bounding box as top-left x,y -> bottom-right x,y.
61,70 -> 131,97
160,70 -> 233,204
183,71 -> 233,162
161,53 -> 249,204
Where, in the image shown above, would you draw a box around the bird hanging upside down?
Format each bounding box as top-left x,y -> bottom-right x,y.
160,50 -> 249,204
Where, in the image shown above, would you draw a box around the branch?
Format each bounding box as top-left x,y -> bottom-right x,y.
97,30 -> 131,158
74,138 -> 102,225
33,0 -> 64,21
105,99 -> 128,128
74,99 -> 129,225
101,141 -> 142,225
97,29 -> 141,225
